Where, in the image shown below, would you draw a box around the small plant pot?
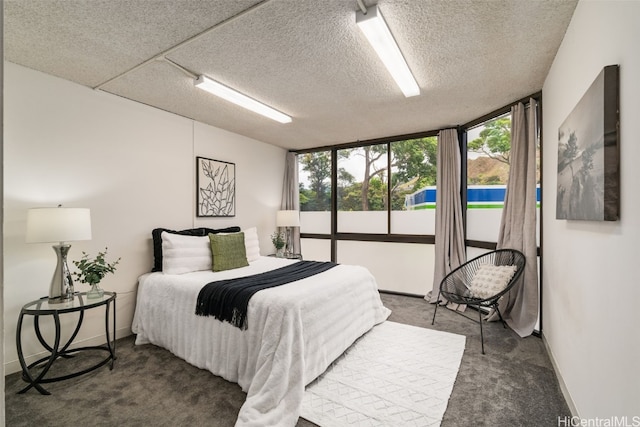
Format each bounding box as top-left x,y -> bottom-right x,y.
87,283 -> 105,299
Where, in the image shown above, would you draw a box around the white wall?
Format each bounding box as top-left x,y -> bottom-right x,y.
542,0 -> 640,418
3,62 -> 285,375
337,241 -> 434,295
1,1 -> 6,420
193,122 -> 285,249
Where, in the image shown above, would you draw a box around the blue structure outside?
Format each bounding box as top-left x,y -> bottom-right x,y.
405,185 -> 541,209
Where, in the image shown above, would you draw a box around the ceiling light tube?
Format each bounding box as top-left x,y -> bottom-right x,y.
195,75 -> 292,124
356,5 -> 420,98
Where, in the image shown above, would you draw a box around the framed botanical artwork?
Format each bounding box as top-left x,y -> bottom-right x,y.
196,156 -> 236,217
556,64 -> 619,221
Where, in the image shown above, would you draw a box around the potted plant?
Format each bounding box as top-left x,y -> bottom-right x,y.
270,231 -> 285,258
72,248 -> 120,299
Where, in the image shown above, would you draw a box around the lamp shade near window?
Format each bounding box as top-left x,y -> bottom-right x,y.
26,207 -> 92,303
276,210 -> 301,227
276,210 -> 300,257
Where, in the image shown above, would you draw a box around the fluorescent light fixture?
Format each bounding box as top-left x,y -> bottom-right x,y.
356,5 -> 420,98
194,75 -> 292,124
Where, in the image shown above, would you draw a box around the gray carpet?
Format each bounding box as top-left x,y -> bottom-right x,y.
5,293 -> 570,426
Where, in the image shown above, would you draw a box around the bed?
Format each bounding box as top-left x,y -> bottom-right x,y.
132,237 -> 390,426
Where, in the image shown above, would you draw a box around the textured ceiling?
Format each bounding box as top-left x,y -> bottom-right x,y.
4,0 -> 578,150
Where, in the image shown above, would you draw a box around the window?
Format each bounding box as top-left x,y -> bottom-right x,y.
390,136 -> 437,235
337,145 -> 388,233
466,113 -> 512,241
295,94 -> 541,307
466,111 -> 541,245
465,106 -> 541,331
299,151 -> 331,234
330,137 -> 438,234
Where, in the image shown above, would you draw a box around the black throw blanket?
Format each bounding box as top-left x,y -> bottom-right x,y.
195,261 -> 338,329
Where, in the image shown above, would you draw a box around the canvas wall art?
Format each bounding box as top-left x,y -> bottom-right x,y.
556,65 -> 619,221
196,157 -> 236,217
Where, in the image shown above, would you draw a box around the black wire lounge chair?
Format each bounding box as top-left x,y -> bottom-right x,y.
432,249 -> 526,354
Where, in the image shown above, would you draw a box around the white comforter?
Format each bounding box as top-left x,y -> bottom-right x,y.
132,256 -> 390,426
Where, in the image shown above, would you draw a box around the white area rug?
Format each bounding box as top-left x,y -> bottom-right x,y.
301,321 -> 466,427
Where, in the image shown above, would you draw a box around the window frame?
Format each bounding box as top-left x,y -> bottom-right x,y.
295,91 -> 542,259
297,130 -> 440,259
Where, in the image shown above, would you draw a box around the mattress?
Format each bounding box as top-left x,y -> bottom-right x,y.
132,256 -> 390,426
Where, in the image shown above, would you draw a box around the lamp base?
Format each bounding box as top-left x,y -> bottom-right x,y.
49,244 -> 74,303
284,227 -> 293,258
48,295 -> 74,304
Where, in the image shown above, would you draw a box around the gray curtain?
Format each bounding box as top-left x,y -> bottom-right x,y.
428,128 -> 466,303
490,99 -> 539,337
280,152 -> 301,255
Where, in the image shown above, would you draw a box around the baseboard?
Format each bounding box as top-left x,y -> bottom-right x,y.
4,325 -> 132,376
541,332 -> 579,417
379,289 -> 425,298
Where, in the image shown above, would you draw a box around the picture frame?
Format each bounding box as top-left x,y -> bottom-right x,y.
196,156 -> 236,217
556,65 -> 619,221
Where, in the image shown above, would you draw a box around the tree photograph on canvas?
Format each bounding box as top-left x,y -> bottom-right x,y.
556,65 -> 619,221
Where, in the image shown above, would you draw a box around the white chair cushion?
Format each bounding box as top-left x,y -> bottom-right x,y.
469,264 -> 518,299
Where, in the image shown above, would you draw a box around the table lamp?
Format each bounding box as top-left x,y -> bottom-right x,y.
276,210 -> 300,257
26,206 -> 92,303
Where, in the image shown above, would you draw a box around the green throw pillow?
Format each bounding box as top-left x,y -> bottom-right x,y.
209,232 -> 249,272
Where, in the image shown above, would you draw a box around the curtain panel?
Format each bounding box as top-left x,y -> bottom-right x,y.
428,128 -> 466,303
281,152 -> 301,255
490,99 -> 539,337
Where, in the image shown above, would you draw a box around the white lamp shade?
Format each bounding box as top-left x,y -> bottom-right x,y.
276,210 -> 300,227
26,207 -> 92,243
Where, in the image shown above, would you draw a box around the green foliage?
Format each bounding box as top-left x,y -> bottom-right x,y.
391,137 -> 437,187
299,152 -> 331,211
337,168 -> 355,188
356,145 -> 387,211
298,184 -> 311,206
338,175 -> 388,211
468,117 -> 512,164
481,175 -> 503,185
299,137 -> 437,212
72,248 -> 120,286
270,231 -> 285,249
366,177 -> 387,210
390,137 -> 437,209
337,181 -> 363,211
335,138 -> 437,211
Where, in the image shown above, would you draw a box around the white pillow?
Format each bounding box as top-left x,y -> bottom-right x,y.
469,264 -> 518,299
161,231 -> 212,274
243,227 -> 261,262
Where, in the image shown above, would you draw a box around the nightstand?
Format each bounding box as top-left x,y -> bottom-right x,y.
16,291 -> 117,395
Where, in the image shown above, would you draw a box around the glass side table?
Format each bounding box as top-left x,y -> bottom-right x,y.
268,253 -> 303,260
16,291 -> 117,395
